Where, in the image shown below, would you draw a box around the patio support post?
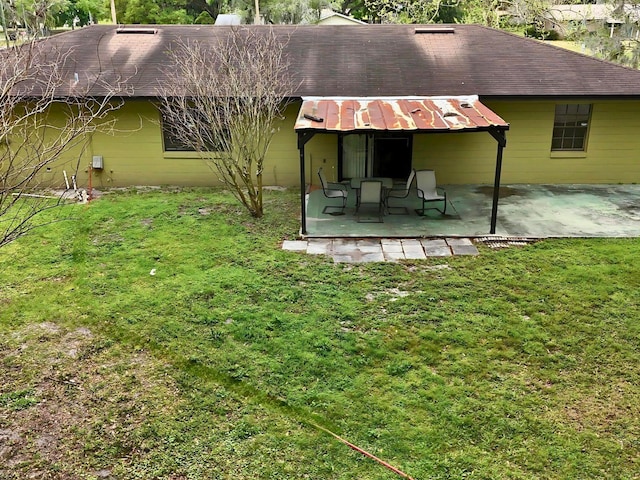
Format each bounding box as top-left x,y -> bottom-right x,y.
489,128 -> 507,234
297,131 -> 315,236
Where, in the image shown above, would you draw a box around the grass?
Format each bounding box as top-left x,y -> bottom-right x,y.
1,187 -> 639,479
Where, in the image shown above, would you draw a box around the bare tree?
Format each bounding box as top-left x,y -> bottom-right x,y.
160,27 -> 296,218
0,41 -> 129,247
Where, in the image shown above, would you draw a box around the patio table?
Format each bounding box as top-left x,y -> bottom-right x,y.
349,177 -> 394,190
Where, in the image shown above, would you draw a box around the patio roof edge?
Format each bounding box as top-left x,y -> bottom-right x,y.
294,96 -> 509,133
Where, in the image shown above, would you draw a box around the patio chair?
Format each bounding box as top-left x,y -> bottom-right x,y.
318,167 -> 348,215
385,169 -> 416,214
356,180 -> 384,223
415,169 -> 447,215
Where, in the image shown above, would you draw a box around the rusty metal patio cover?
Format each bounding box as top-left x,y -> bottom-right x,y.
294,96 -> 509,133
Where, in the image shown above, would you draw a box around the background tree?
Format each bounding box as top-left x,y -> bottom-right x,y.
506,0 -> 554,38
54,0 -> 108,27
577,0 -> 640,69
460,0 -> 503,28
119,0 -> 191,23
363,0 -> 462,23
3,0 -> 67,34
0,41 -> 129,247
160,27 -> 296,218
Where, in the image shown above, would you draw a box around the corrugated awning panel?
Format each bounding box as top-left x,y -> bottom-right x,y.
295,96 -> 509,133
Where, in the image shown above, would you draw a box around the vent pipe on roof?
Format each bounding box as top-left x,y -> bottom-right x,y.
415,27 -> 455,34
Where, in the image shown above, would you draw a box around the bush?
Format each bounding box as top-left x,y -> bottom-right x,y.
194,11 -> 215,24
524,25 -> 561,40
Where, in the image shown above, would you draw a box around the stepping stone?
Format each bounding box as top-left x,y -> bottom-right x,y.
360,252 -> 386,263
333,254 -> 356,263
404,248 -> 426,260
424,246 -> 452,257
383,250 -> 405,261
356,239 -> 380,247
401,239 -> 423,248
421,238 -> 447,247
450,244 -> 479,256
307,239 -> 332,255
446,237 -> 473,246
282,240 -> 308,252
402,241 -> 426,259
333,242 -> 358,255
381,240 -> 403,253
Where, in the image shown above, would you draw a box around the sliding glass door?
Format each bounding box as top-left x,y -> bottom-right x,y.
340,133 -> 412,180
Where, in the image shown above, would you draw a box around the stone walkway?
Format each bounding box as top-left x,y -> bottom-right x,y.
282,238 -> 479,263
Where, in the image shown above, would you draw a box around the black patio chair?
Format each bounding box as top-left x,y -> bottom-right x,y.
318,167 -> 348,215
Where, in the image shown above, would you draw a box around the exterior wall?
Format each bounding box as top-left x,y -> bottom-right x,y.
410,99 -> 640,184
303,134 -> 339,187
50,99 -> 302,188
45,98 -> 640,188
487,99 -> 640,184
411,130 -> 498,184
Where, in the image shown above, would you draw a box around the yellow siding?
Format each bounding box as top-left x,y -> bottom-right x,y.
486,100 -> 640,184
50,100 -> 303,188
42,98 -> 640,188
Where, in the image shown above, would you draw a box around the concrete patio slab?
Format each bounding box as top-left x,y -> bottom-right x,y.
304,184 -> 640,238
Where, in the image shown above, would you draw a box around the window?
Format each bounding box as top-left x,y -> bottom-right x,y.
551,104 -> 591,151
162,123 -> 195,152
160,107 -> 229,153
161,108 -> 196,152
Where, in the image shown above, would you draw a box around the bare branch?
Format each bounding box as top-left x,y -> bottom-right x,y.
159,26 -> 298,218
0,40 -> 131,247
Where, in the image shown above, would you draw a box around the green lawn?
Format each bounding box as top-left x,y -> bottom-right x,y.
1,188 -> 639,479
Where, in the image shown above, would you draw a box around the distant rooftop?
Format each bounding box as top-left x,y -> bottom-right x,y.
318,9 -> 366,25
214,14 -> 242,25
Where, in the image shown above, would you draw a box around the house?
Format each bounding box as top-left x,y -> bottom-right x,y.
11,24 -> 640,234
317,9 -> 367,25
543,3 -> 621,37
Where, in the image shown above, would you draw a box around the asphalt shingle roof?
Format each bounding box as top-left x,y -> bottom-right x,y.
32,24 -> 640,98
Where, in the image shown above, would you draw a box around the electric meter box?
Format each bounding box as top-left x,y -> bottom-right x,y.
92,155 -> 104,170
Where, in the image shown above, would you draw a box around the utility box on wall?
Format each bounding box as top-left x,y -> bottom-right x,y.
92,155 -> 104,170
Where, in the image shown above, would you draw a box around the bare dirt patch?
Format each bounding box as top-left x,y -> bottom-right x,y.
0,322 -> 180,479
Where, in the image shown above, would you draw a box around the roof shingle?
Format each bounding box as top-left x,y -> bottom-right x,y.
30,24 -> 640,98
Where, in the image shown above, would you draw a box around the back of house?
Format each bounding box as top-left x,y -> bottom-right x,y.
11,23 -> 640,189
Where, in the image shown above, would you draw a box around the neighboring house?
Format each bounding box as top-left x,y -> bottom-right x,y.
214,14 -> 242,25
17,24 -> 640,193
317,9 -> 366,25
543,4 -> 620,37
